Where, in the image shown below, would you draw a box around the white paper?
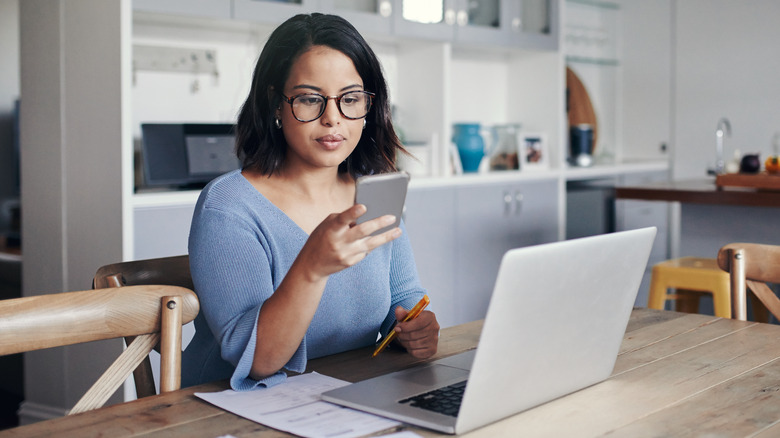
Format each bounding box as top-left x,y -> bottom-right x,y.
196,372 -> 400,438
376,432 -> 423,438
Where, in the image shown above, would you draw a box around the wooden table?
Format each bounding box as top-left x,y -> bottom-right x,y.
614,177 -> 780,208
616,178 -> 780,261
4,308 -> 780,437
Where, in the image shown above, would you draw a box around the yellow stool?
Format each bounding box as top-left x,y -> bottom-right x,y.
647,257 -> 731,318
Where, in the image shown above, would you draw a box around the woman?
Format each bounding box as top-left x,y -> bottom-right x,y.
183,13 -> 439,391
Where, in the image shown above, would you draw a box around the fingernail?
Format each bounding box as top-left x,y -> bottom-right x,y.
384,215 -> 396,224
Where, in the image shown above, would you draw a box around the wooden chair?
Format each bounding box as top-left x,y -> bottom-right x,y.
717,243 -> 780,321
0,285 -> 199,415
93,255 -> 192,398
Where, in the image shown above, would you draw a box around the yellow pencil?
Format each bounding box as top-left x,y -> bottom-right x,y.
372,295 -> 430,357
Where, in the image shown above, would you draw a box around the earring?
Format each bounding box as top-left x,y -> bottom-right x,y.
362,119 -> 367,130
274,117 -> 282,129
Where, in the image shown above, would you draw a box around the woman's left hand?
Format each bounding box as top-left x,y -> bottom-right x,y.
392,307 -> 440,358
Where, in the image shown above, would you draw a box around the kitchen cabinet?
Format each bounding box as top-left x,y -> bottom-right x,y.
320,0 -> 393,36
133,201 -> 195,260
508,0 -> 559,50
161,0 -> 561,50
394,0 -> 502,45
454,178 -> 558,323
232,0 -> 317,24
232,0 -> 392,36
133,0 -> 232,19
403,186 -> 458,328
394,0 -> 557,49
404,177 -> 559,327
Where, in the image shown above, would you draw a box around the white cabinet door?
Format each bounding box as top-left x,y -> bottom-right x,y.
507,0 -> 559,50
393,0 -> 558,49
393,0 -> 456,41
134,204 -> 195,260
232,0 -> 318,24
319,0 -> 394,36
133,0 -> 232,19
404,186 -> 458,328
453,179 -> 559,324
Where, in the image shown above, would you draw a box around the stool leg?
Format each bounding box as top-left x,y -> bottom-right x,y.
711,286 -> 732,319
648,268 -> 668,310
675,290 -> 701,314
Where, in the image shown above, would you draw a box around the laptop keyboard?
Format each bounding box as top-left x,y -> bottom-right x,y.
398,380 -> 467,417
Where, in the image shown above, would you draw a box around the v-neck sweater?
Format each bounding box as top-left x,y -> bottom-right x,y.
183,170 -> 426,390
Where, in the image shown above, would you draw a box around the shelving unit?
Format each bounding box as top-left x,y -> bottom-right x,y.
563,0 -> 621,164
129,0 -> 670,325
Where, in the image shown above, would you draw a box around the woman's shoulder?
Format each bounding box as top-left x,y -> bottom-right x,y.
197,170 -> 264,208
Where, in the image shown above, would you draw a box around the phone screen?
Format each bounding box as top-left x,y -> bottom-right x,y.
354,171 -> 410,235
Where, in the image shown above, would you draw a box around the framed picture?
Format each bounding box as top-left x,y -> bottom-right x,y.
520,132 -> 548,171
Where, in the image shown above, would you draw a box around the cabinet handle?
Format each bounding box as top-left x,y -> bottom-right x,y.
514,191 -> 524,216
445,8 -> 456,26
379,0 -> 392,18
503,191 -> 513,216
456,9 -> 468,26
512,17 -> 522,32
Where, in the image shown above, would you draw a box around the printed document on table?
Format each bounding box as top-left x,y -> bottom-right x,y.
195,372 -> 400,438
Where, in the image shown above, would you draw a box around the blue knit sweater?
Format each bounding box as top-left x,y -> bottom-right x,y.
183,170 -> 426,390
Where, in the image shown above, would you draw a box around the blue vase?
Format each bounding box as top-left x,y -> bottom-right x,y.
453,123 -> 484,173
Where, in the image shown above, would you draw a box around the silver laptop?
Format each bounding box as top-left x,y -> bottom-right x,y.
322,227 -> 657,434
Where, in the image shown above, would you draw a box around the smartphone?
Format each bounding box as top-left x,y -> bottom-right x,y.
354,171 -> 410,235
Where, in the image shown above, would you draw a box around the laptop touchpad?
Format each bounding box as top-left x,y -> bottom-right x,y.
393,364 -> 469,386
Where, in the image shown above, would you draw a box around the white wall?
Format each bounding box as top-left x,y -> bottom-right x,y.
131,19 -> 266,138
672,0 -> 780,179
450,53 -> 509,126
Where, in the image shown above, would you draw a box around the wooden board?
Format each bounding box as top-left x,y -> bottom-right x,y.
566,66 -> 599,149
715,172 -> 780,190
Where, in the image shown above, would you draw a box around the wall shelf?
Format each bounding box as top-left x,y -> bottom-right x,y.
567,0 -> 619,10
566,55 -> 619,66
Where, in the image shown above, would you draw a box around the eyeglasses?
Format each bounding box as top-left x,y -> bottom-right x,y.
281,91 -> 375,123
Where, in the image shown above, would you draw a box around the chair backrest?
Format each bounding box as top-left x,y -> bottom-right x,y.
93,255 -> 192,398
94,255 -> 192,290
0,285 -> 199,415
717,243 -> 780,321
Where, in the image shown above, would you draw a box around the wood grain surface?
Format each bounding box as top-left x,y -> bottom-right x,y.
715,172 -> 780,190
5,309 -> 780,438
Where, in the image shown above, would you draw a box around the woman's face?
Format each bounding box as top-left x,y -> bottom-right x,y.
278,45 -> 366,173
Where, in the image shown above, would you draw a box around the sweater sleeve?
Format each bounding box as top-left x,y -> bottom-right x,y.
188,194 -> 306,390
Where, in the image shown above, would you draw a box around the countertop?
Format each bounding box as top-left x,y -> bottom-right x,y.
615,177 -> 780,208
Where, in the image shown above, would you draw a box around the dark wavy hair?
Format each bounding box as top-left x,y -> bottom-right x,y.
235,13 -> 402,177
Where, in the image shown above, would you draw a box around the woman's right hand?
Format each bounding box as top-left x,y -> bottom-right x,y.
297,203 -> 401,281
251,203 -> 402,379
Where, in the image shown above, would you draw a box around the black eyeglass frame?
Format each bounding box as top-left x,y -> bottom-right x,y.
280,91 -> 376,123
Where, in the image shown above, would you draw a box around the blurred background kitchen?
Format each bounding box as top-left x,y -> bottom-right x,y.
2,0 -> 780,429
